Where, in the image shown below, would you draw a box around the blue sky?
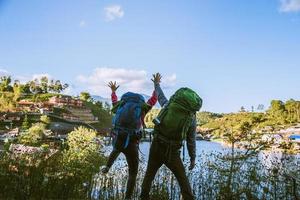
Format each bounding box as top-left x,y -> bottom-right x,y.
0,0 -> 300,113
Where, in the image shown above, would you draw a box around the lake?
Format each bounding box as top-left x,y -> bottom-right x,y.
91,140 -> 299,200
102,140 -> 226,167
102,140 -> 297,168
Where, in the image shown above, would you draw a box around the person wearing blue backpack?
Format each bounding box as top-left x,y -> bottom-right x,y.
140,73 -> 202,200
101,76 -> 159,199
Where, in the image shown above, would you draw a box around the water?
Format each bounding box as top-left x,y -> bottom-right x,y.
103,140 -> 227,165
92,141 -> 299,200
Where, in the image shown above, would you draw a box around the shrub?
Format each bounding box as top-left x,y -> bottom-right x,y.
18,123 -> 46,146
63,126 -> 105,177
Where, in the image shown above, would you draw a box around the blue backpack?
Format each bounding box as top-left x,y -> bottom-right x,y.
112,92 -> 145,148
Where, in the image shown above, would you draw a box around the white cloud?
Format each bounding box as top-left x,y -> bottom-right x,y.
79,20 -> 86,27
0,69 -> 9,77
163,73 -> 177,89
104,5 -> 124,21
279,0 -> 300,12
76,67 -> 177,97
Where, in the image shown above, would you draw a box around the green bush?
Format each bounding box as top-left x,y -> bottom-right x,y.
0,126 -> 105,199
63,126 -> 104,177
18,123 -> 46,146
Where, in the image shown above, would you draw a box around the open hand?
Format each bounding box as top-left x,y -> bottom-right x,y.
151,73 -> 162,85
107,81 -> 120,92
189,159 -> 195,170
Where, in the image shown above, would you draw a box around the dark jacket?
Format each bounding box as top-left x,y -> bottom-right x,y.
154,83 -> 197,161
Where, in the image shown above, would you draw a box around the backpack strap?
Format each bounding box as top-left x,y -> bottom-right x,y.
181,112 -> 195,139
113,126 -> 143,149
153,101 -> 170,126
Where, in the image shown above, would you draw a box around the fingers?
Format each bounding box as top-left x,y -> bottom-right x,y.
107,81 -> 113,87
152,73 -> 162,82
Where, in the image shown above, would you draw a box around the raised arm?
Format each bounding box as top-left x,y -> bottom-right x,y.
147,90 -> 158,107
152,73 -> 168,107
108,81 -> 120,106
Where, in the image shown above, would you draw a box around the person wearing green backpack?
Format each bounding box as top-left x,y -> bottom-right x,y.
141,73 -> 202,200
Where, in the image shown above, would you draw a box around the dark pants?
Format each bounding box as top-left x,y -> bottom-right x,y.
141,138 -> 194,200
106,133 -> 139,199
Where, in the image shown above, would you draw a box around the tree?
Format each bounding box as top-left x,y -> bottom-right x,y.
0,92 -> 16,111
62,83 -> 69,91
29,79 -> 41,94
53,80 -> 63,93
18,123 -> 46,146
0,76 -> 13,92
267,100 -> 286,125
62,127 -> 104,176
40,76 -> 49,93
20,82 -> 31,93
50,80 -> 65,93
13,82 -> 22,101
80,92 -> 91,101
239,106 -> 246,113
94,101 -> 103,109
212,114 -> 271,199
257,104 -> 264,111
40,115 -> 51,127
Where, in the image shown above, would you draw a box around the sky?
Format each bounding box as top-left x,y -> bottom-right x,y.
0,0 -> 300,113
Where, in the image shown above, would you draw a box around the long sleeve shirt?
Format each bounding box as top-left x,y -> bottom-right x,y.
154,83 -> 197,161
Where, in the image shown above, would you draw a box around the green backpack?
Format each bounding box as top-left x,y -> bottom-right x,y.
154,87 -> 202,141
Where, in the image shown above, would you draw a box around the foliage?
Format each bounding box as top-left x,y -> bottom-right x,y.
18,123 -> 46,146
40,115 -> 51,125
63,127 -> 104,176
32,93 -> 59,102
0,92 -> 16,112
196,111 -> 223,126
0,75 -> 68,95
84,101 -> 113,130
144,110 -> 222,128
29,76 -> 69,94
90,146 -> 299,200
0,76 -> 13,92
210,114 -> 273,199
21,114 -> 30,130
0,126 -> 105,199
202,99 -> 300,137
80,91 -> 92,101
53,106 -> 72,115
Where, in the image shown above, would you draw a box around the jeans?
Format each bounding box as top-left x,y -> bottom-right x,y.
140,138 -> 194,200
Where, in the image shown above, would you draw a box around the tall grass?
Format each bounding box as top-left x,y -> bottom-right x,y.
91,150 -> 299,200
0,141 -> 299,199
